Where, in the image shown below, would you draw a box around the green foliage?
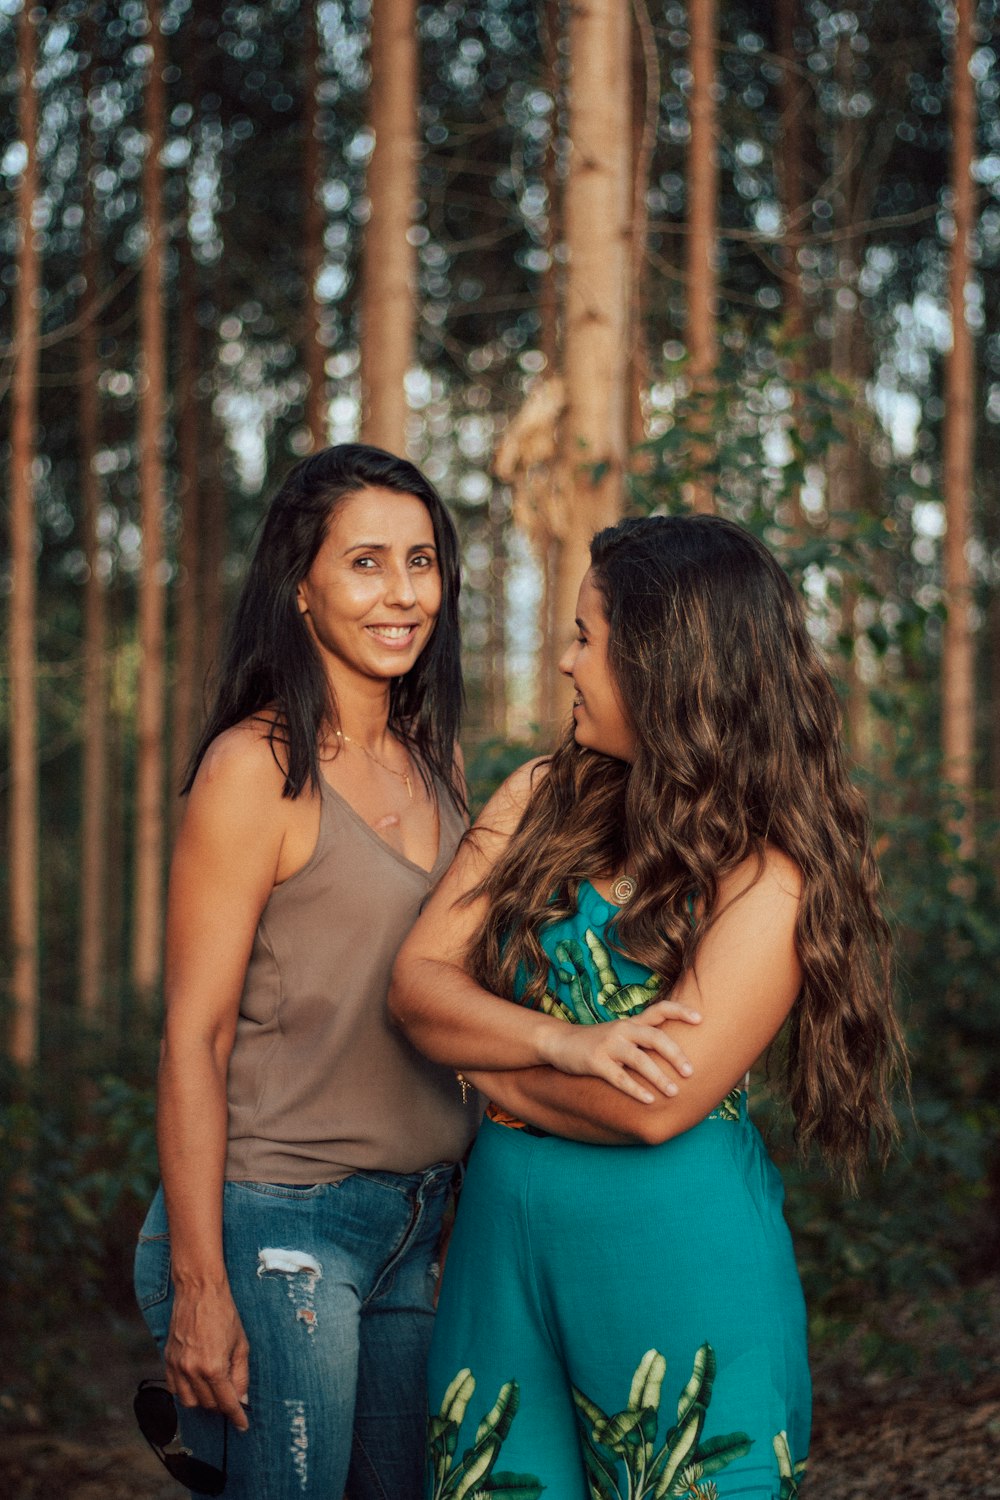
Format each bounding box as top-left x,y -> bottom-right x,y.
0,1071 -> 157,1430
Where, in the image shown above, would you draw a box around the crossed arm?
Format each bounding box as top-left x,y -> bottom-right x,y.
389,760 -> 804,1146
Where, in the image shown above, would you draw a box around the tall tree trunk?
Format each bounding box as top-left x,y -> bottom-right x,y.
302,0 -> 326,446
628,0 -> 658,454
132,0 -> 169,1005
486,488 -> 508,736
7,3 -> 41,1066
685,0 -> 719,515
551,0 -> 632,724
941,0 -> 977,854
359,0 -> 417,453
79,35 -> 108,1021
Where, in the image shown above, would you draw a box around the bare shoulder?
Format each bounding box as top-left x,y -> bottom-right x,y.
475,755 -> 550,836
715,844 -> 803,921
186,719 -> 293,827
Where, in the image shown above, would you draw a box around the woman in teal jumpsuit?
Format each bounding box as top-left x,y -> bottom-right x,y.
392,515 -> 905,1500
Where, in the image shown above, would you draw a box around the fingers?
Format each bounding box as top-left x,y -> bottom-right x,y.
641,998 -> 701,1026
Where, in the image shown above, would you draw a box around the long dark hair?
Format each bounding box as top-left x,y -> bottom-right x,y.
183,443 -> 464,808
468,514 -> 905,1184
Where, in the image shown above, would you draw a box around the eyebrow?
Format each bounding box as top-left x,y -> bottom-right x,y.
343,540 -> 438,555
574,616 -> 589,633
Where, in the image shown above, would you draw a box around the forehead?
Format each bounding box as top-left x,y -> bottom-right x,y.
327,486 -> 434,542
575,569 -> 607,625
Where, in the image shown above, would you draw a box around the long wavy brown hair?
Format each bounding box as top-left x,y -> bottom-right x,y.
467,514 -> 905,1185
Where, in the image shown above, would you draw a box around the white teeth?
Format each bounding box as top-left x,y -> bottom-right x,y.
368,626 -> 414,639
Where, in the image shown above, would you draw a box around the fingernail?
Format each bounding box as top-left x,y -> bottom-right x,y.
641,1091 -> 655,1103
666,1082 -> 678,1095
682,1063 -> 693,1075
689,1011 -> 701,1021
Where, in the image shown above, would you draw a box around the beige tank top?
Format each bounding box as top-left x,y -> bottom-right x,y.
224,774 -> 478,1183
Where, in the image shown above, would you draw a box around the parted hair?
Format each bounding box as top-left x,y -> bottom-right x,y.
183,443 -> 464,809
467,513 -> 904,1184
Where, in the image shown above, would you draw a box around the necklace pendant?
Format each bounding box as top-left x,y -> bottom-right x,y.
611,875 -> 636,904
403,773 -> 413,801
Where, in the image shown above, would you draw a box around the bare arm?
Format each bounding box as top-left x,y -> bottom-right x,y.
158,728 -> 301,1429
390,761 -> 702,1104
463,851 -> 804,1145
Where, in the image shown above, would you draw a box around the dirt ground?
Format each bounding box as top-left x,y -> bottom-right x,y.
2,1280 -> 999,1499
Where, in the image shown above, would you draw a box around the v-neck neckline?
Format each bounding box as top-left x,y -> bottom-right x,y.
319,775 -> 445,880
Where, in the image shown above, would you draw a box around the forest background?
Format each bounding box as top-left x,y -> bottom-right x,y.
2,0 -> 1000,1472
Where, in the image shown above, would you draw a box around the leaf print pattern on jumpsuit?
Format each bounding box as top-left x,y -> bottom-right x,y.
427,1368 -> 544,1500
571,1343 -> 754,1500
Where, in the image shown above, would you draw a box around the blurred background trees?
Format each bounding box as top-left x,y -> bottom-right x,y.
2,0 -> 999,1425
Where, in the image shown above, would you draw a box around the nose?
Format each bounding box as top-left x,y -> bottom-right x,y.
558,641 -> 577,677
384,562 -> 417,608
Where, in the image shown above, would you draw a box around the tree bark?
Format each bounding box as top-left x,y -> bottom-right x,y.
79,33 -> 108,1021
685,0 -> 719,515
359,0 -> 417,453
550,0 -> 632,724
941,0 -> 977,854
302,0 -> 326,446
7,3 -> 41,1066
628,0 -> 658,455
132,0 -> 169,1004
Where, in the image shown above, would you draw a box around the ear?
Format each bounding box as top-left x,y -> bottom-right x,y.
295,581 -> 309,615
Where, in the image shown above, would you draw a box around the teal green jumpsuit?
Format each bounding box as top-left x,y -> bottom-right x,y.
426,880 -> 811,1500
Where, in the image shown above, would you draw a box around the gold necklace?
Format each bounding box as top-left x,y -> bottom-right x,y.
335,730 -> 413,800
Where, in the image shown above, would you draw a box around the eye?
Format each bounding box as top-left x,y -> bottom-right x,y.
353,555 -> 378,570
410,552 -> 436,569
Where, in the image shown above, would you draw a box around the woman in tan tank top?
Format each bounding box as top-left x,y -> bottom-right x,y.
133,445 -> 478,1500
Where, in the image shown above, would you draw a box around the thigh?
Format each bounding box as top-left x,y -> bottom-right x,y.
425,1127 -> 589,1500
349,1179 -> 445,1500
537,1131 -> 811,1499
221,1179 -> 368,1500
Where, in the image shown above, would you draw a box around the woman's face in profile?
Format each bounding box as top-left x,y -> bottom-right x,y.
559,570 -> 636,762
295,487 -> 442,682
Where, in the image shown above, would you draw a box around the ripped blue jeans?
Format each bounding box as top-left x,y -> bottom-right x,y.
134,1164 -> 454,1500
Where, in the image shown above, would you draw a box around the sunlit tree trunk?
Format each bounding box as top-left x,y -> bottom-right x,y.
7,3 -> 41,1066
359,0 -> 417,453
941,0 -> 977,854
551,0 -> 631,723
628,0 -> 658,454
685,0 -> 719,515
79,37 -> 108,1021
132,0 -> 169,1005
303,0 -> 326,446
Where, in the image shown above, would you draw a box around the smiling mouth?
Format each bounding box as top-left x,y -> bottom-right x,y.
366,624 -> 419,644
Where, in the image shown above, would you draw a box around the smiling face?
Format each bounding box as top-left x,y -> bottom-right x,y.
558,569 -> 636,761
295,487 -> 442,685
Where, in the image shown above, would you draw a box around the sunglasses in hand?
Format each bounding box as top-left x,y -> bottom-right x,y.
133,1379 -> 228,1496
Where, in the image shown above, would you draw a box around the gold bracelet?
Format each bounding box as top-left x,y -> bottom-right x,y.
456,1072 -> 472,1103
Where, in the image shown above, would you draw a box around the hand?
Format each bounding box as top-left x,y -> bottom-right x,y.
164,1284 -> 250,1431
538,997 -> 701,1103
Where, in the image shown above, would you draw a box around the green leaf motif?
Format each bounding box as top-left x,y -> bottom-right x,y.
483,1474 -> 546,1500
428,1374 -> 543,1500
629,1349 -> 667,1415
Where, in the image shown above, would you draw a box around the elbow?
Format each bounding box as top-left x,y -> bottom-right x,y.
632,1106 -> 681,1147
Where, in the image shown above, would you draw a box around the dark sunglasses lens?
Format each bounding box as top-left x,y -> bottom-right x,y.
134,1384 -> 178,1447
165,1453 -> 227,1497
